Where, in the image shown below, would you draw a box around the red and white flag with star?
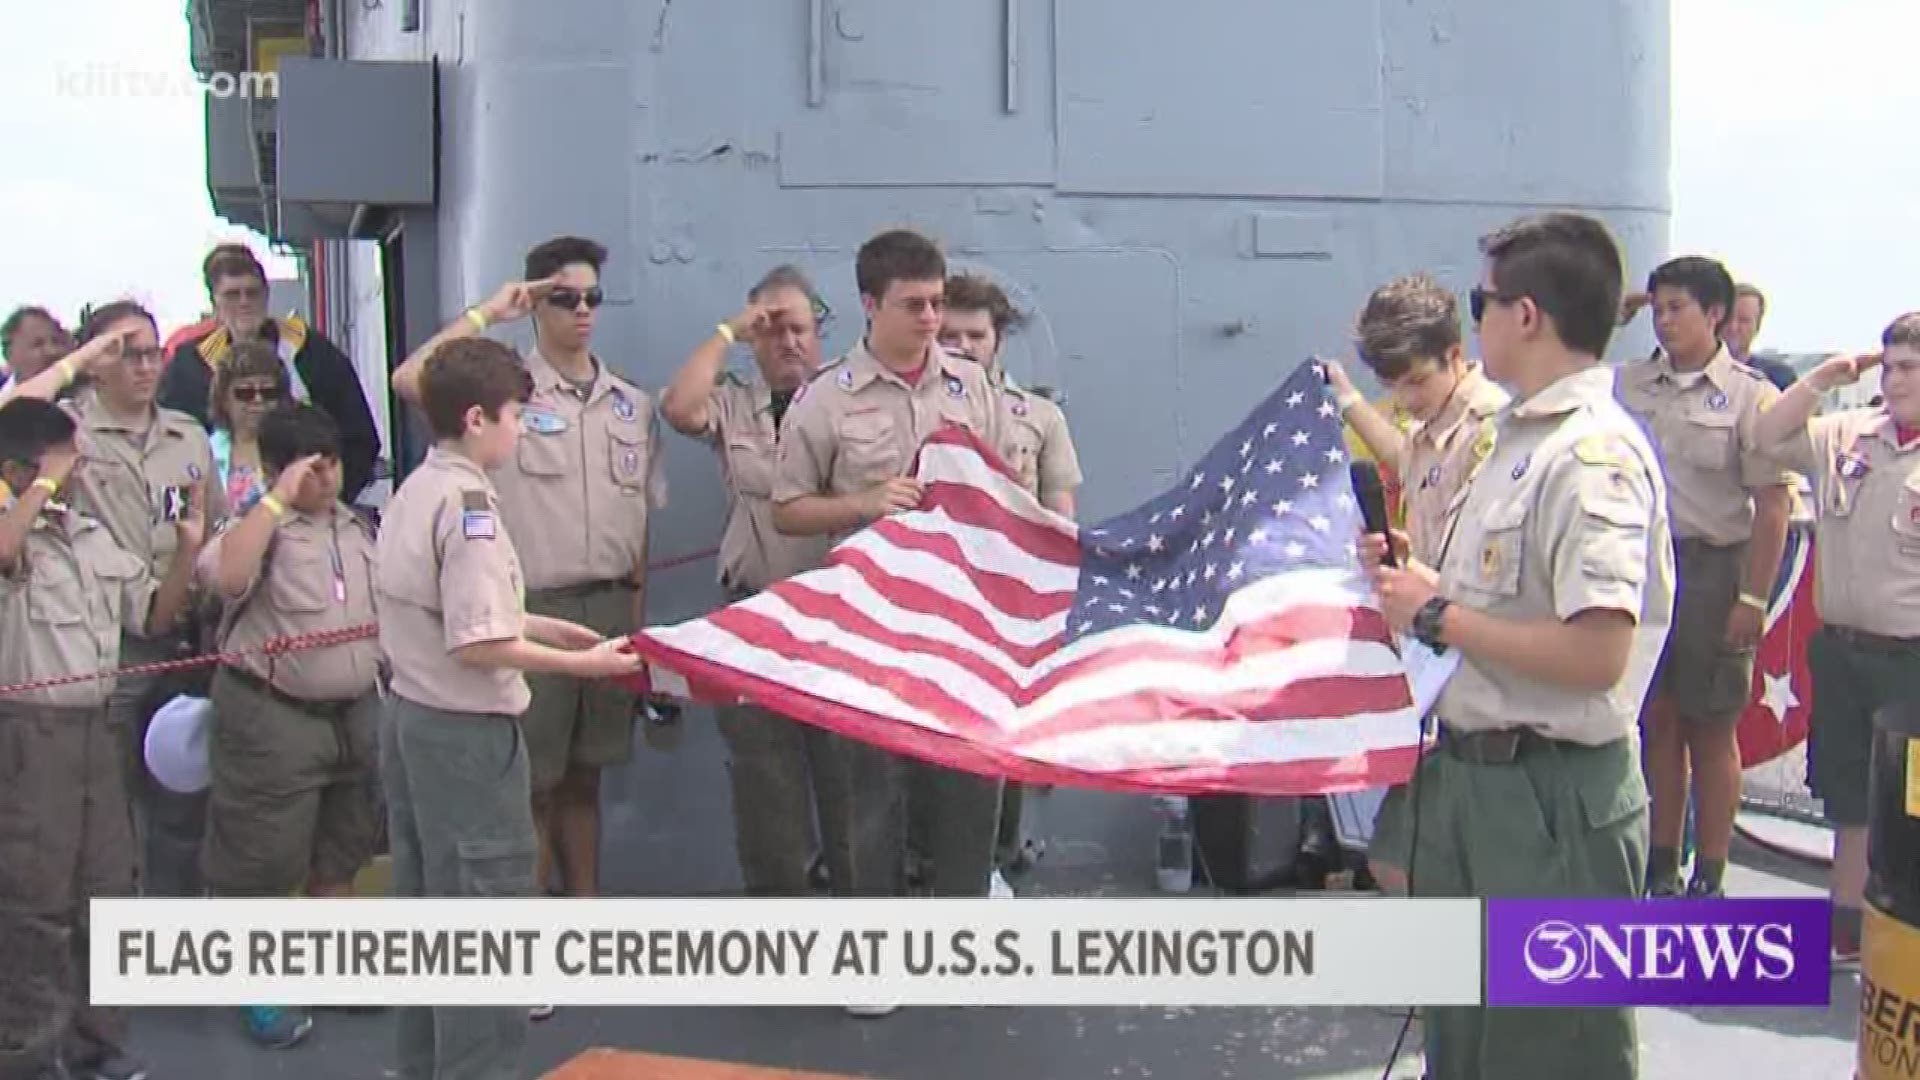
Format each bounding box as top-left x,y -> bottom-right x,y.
1737,518 -> 1817,767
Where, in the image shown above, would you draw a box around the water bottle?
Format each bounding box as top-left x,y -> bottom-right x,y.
1154,795 -> 1193,894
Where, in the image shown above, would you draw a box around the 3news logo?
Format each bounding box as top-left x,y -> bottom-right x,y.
1485,898 -> 1831,1007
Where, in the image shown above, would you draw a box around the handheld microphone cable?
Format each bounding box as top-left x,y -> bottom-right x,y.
1345,459 -> 1433,1078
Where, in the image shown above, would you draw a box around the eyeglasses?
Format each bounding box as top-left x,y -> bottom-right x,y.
230,386 -> 282,404
545,287 -> 605,311
1468,286 -> 1520,325
121,346 -> 166,367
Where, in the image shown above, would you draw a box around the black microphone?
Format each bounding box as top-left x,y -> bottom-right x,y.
1349,460 -> 1397,568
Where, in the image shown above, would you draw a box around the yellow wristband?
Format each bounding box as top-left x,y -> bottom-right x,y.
31,476 -> 59,497
259,493 -> 287,519
465,308 -> 489,332
716,322 -> 736,345
56,356 -> 78,384
1738,592 -> 1768,613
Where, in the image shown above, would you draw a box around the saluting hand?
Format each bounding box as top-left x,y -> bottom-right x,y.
268,454 -> 324,507
1809,350 -> 1881,392
480,277 -> 559,325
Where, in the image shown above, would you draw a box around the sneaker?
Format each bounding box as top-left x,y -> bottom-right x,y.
1683,877 -> 1725,899
1833,940 -> 1863,971
1645,876 -> 1683,899
243,1005 -> 314,1049
989,870 -> 1015,899
529,1005 -> 556,1021
72,1052 -> 149,1080
844,1004 -> 899,1018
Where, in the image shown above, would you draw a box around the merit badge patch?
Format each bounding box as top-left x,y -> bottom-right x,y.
1010,397 -> 1029,418
836,367 -> 855,390
612,392 -> 635,421
944,374 -> 966,399
1707,390 -> 1729,412
460,490 -> 496,541
622,448 -> 640,475
1511,454 -> 1531,482
1838,453 -> 1870,481
1425,464 -> 1443,489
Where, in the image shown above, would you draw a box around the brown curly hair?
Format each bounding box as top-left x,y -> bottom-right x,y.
208,341 -> 291,431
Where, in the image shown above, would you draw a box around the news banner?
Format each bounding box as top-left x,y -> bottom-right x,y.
91,896 -> 1831,1009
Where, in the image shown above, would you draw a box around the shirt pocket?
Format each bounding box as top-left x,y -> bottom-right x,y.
515,429 -> 570,479
1677,407 -> 1737,471
723,431 -> 775,498
838,412 -> 901,486
607,419 -> 651,494
1462,498 -> 1527,600
27,559 -> 87,627
1003,417 -> 1046,490
267,546 -> 333,614
1893,476 -> 1920,558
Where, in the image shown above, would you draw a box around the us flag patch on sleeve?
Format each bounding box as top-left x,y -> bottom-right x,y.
461,489 -> 497,540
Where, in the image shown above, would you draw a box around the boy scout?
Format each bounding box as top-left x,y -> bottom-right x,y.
1365,212 -> 1674,1080
1615,256 -> 1792,900
375,337 -> 641,1080
1325,273 -> 1509,897
393,237 -> 665,906
773,230 -> 1004,1014
0,397 -> 201,1080
1752,315 -> 1920,964
937,272 -> 1083,884
661,264 -> 834,897
5,301 -> 230,900
197,402 -> 381,1050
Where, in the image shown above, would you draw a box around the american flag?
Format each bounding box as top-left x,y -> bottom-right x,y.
630,360 -> 1426,795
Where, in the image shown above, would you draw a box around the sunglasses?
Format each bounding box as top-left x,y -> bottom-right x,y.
545,287 -> 605,311
231,386 -> 282,404
1468,285 -> 1521,324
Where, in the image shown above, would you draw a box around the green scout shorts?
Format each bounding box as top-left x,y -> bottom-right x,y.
1651,538 -> 1754,724
521,582 -> 639,792
1808,626 -> 1920,828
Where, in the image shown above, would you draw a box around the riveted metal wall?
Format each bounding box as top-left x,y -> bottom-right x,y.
340,0 -> 1668,615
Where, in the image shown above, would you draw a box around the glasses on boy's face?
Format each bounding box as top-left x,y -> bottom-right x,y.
119,346 -> 166,368
230,386 -> 282,404
545,287 -> 605,311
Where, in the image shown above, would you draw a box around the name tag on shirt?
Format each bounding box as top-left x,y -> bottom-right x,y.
522,408 -> 569,435
461,490 -> 497,540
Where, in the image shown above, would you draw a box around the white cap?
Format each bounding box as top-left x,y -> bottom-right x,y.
144,694 -> 213,794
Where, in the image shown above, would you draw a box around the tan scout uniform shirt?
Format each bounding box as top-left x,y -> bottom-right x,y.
0,508 -> 158,708
65,391 -> 228,576
199,505 -> 381,701
1615,346 -> 1790,545
991,370 -> 1082,504
491,349 -> 667,592
1396,364 -> 1508,566
773,339 -> 1004,551
1434,367 -> 1676,746
700,371 -> 830,593
374,447 -> 530,715
1767,408 -> 1920,638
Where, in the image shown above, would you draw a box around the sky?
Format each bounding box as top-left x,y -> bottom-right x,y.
0,1 -> 1913,355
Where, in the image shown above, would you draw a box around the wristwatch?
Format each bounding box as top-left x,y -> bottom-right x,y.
1411,596 -> 1452,651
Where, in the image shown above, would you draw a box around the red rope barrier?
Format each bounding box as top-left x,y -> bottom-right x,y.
0,546 -> 718,698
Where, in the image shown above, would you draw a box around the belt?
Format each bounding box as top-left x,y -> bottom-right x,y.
1674,536 -> 1746,554
220,665 -> 362,719
533,579 -> 637,601
1436,723 -> 1546,765
1828,626 -> 1920,653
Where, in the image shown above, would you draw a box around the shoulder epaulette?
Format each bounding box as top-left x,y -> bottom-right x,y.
1026,384 -> 1064,405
